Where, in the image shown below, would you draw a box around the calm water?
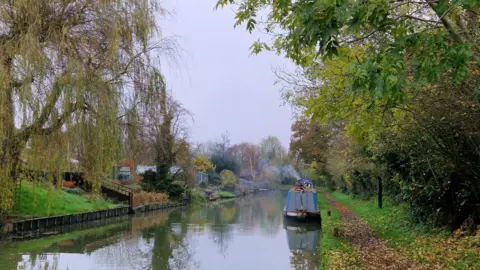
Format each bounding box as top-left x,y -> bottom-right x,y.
0,191 -> 322,270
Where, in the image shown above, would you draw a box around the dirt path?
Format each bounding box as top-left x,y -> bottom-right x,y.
323,192 -> 424,270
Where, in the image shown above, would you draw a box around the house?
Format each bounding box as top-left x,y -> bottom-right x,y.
135,165 -> 183,176
136,165 -> 156,175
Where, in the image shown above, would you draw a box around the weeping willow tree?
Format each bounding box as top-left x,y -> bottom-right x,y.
0,0 -> 167,213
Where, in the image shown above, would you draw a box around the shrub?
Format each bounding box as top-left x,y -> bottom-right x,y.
187,187 -> 207,204
141,170 -> 157,191
199,181 -> 208,188
208,173 -> 221,185
220,170 -> 237,187
349,169 -> 376,199
132,192 -> 169,207
167,184 -> 184,199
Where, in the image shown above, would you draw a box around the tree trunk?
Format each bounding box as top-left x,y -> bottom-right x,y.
0,86 -> 22,178
0,63 -> 23,212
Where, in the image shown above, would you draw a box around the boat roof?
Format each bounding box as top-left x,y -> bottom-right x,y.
290,185 -> 315,193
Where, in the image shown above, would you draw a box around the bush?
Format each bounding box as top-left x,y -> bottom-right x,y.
208,173 -> 221,185
141,170 -> 157,191
349,169 -> 376,199
187,187 -> 207,204
167,184 -> 184,199
199,181 -> 208,188
220,170 -> 237,187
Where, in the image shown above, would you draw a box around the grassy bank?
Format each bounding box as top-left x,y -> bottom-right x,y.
12,181 -> 119,218
218,191 -> 236,199
329,191 -> 480,269
317,192 -> 358,268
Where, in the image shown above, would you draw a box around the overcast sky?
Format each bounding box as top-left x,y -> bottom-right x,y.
157,0 -> 296,148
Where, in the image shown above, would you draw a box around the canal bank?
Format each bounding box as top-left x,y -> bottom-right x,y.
2,201 -> 187,240
2,188 -> 276,240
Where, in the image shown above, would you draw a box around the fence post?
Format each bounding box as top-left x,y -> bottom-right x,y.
377,176 -> 383,209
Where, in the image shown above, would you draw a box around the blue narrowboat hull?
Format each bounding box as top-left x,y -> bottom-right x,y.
283,190 -> 321,223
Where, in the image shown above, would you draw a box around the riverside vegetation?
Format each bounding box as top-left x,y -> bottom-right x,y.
216,0 -> 480,268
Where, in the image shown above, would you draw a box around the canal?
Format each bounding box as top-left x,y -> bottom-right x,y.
0,190 -> 322,270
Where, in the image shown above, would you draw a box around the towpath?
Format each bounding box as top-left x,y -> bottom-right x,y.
322,191 -> 426,270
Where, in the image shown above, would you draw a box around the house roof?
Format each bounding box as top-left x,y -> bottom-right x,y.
136,165 -> 183,175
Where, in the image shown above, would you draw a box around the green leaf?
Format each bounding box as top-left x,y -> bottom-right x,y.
246,18 -> 256,33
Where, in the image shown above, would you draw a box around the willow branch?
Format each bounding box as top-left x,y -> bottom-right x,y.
108,45 -> 161,84
17,80 -> 64,141
37,102 -> 89,136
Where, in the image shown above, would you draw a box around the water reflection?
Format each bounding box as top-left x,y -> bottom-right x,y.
0,191 -> 323,270
283,218 -> 322,270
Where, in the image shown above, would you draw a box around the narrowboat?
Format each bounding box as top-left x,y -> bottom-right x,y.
283,179 -> 321,223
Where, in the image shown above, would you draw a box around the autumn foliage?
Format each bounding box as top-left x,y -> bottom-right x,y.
193,155 -> 215,172
220,170 -> 237,187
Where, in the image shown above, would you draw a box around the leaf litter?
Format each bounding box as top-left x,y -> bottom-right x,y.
323,192 -> 429,270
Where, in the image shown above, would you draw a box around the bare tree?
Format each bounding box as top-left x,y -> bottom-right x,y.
123,69 -> 192,192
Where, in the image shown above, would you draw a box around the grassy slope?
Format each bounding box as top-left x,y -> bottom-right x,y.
329,191 -> 480,269
218,191 -> 236,198
13,181 -> 118,218
317,192 -> 359,269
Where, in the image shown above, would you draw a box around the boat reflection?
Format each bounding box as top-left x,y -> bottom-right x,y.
284,217 -> 322,269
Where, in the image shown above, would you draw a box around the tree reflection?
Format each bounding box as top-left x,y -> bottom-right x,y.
86,210 -> 196,270
209,223 -> 233,256
146,209 -> 198,270
290,249 -> 321,270
0,247 -> 22,270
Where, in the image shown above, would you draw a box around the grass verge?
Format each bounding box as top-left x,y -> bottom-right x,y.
329,191 -> 480,269
218,191 -> 236,198
12,181 -> 119,218
317,192 -> 359,269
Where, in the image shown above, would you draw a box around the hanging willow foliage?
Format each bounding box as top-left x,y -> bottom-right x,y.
0,0 -> 163,213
